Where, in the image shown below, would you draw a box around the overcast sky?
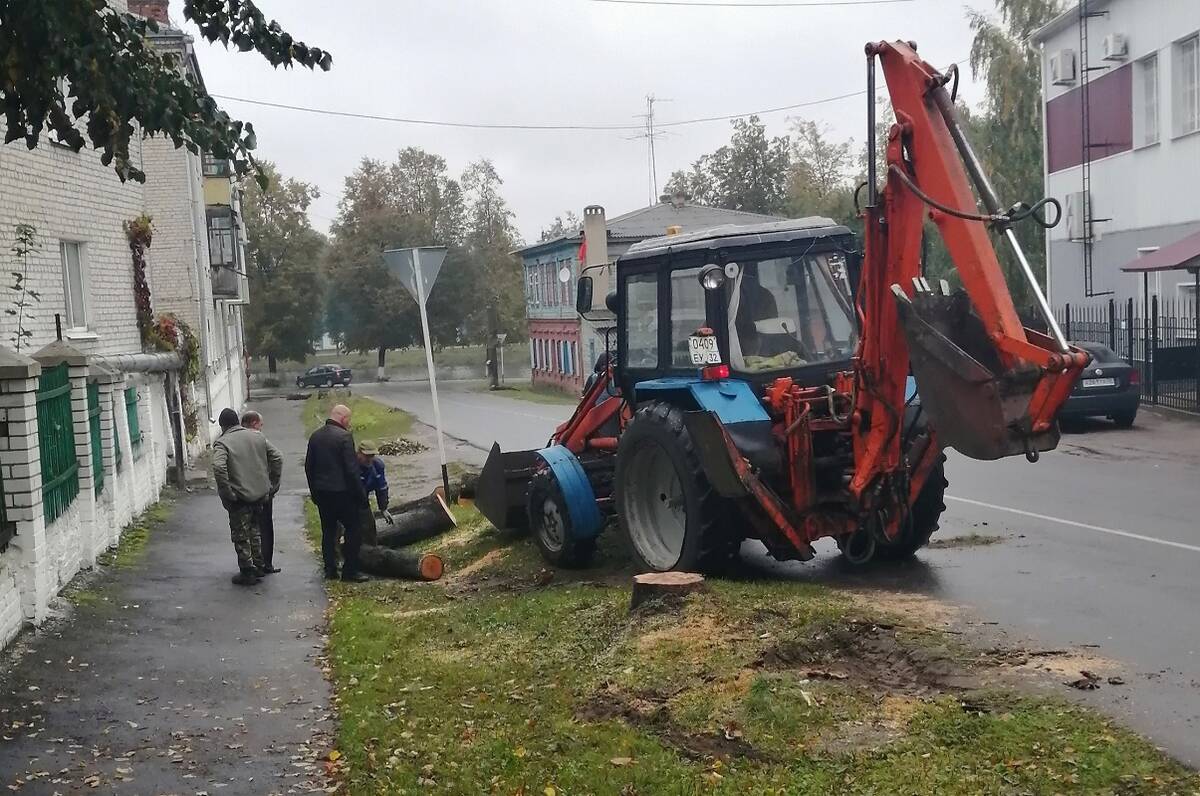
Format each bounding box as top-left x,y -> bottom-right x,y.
174,0 -> 998,243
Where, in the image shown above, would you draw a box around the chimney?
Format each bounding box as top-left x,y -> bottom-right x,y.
581,205 -> 611,315
129,0 -> 170,25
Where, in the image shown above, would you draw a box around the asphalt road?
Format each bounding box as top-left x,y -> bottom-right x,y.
360,379 -> 1200,766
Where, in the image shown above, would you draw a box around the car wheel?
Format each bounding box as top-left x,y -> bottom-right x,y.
323,378 -> 334,388
1112,409 -> 1136,428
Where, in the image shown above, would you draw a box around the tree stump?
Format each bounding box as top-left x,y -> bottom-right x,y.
359,545 -> 445,581
630,572 -> 706,612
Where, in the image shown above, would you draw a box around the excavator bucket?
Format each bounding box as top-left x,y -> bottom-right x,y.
475,443 -> 538,532
894,285 -> 1061,461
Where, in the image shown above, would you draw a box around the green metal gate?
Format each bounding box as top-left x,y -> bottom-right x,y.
37,364 -> 79,523
87,382 -> 104,495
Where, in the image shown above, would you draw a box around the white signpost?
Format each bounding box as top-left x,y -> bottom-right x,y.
382,246 -> 451,499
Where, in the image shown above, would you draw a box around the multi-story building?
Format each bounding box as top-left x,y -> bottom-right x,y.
1034,1 -> 1200,307
517,195 -> 779,393
136,0 -> 250,444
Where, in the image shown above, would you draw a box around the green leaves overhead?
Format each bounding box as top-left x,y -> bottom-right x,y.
0,0 -> 330,185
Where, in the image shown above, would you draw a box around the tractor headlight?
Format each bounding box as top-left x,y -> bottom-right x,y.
699,264 -> 725,291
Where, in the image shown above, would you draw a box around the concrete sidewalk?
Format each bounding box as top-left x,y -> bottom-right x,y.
0,399 -> 334,794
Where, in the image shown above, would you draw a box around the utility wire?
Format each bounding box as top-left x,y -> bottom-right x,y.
587,0 -> 913,6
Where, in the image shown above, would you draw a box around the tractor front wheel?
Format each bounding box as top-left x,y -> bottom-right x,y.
528,470 -> 597,568
616,402 -> 738,573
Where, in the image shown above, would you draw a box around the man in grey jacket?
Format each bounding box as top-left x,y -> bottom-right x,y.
213,408 -> 283,585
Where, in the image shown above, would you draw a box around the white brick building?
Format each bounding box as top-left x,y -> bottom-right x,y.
0,0 -> 251,648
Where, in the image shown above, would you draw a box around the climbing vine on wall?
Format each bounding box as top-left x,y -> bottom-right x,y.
153,313 -> 202,440
124,214 -> 160,350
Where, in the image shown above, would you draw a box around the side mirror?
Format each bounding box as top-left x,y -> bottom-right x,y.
605,290 -> 618,314
575,276 -> 594,315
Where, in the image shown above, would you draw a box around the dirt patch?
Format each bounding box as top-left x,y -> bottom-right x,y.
635,614 -> 739,662
577,686 -> 772,763
849,590 -> 960,629
756,621 -> 978,696
927,533 -> 1006,549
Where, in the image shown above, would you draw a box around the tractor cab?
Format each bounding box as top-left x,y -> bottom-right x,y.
598,217 -> 860,402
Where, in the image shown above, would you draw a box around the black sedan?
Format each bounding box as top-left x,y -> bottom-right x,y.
296,364 -> 352,388
1060,342 -> 1140,427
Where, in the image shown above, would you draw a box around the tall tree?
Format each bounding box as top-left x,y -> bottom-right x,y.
0,0 -> 329,185
785,118 -> 856,225
539,211 -> 581,242
325,149 -> 471,376
969,0 -> 1063,304
462,159 -> 524,340
664,116 -> 791,215
242,162 -> 326,373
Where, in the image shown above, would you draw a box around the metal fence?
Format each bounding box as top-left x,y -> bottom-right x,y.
1056,297 -> 1200,414
87,383 -> 104,496
125,386 -> 141,458
37,364 -> 79,522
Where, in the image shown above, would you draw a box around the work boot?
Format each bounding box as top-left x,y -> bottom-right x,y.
232,570 -> 260,586
259,565 -> 281,575
341,571 -> 369,583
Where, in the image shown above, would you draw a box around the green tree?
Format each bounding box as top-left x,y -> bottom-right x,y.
462,159 -> 524,341
0,0 -> 329,185
969,0 -> 1063,304
664,116 -> 791,214
325,149 -> 472,376
785,118 -> 856,225
539,211 -> 581,242
242,162 -> 326,373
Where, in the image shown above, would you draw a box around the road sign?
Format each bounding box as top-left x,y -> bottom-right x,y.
382,246 -> 452,498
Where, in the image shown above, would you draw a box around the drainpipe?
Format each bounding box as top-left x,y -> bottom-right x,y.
185,150 -> 216,430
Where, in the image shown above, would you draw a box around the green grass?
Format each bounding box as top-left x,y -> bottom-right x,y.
305,393 -> 414,441
477,383 -> 581,406
97,499 -> 172,568
307,504 -> 1200,795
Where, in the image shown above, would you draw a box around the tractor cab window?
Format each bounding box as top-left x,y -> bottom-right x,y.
728,253 -> 857,373
624,272 -> 659,369
670,268 -> 705,367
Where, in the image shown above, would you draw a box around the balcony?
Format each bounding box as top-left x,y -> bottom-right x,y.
211,265 -> 240,299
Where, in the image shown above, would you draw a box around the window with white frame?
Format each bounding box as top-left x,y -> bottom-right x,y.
1174,34 -> 1200,137
60,241 -> 87,329
1135,54 -> 1159,146
207,209 -> 236,267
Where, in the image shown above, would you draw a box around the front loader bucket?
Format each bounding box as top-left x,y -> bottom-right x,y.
475,443 -> 539,532
894,286 -> 1060,461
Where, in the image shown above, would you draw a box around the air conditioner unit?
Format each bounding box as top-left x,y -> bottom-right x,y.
1050,49 -> 1077,85
1064,191 -> 1087,241
1103,33 -> 1128,61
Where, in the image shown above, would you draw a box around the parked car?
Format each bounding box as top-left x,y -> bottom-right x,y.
296,364 -> 352,388
1060,342 -> 1140,427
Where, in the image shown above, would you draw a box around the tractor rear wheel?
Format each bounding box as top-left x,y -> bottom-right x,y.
615,402 -> 738,573
873,456 -> 948,561
528,470 -> 597,568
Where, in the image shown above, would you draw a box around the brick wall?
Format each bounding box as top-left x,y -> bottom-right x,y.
0,128 -> 144,357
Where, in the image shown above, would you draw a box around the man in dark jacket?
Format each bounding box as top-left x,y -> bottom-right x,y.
305,404 -> 369,582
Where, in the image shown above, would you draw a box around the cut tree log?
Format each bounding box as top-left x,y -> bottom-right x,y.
377,490 -> 457,549
359,545 -> 444,581
630,571 -> 706,611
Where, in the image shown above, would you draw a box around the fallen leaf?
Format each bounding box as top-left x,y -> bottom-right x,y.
610,757 -> 634,767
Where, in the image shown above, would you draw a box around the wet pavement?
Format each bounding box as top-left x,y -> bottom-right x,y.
364,379 -> 1200,767
0,398 -> 334,794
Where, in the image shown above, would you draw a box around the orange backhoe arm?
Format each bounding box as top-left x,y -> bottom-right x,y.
851,40 -> 1088,500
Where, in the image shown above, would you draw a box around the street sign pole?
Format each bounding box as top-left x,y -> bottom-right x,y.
412,248 -> 452,500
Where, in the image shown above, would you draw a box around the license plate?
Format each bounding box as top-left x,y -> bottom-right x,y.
688,335 -> 722,365
1081,377 -> 1116,388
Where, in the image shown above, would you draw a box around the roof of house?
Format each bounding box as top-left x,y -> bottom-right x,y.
1120,229 -> 1200,274
1032,1 -> 1111,44
516,201 -> 782,258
